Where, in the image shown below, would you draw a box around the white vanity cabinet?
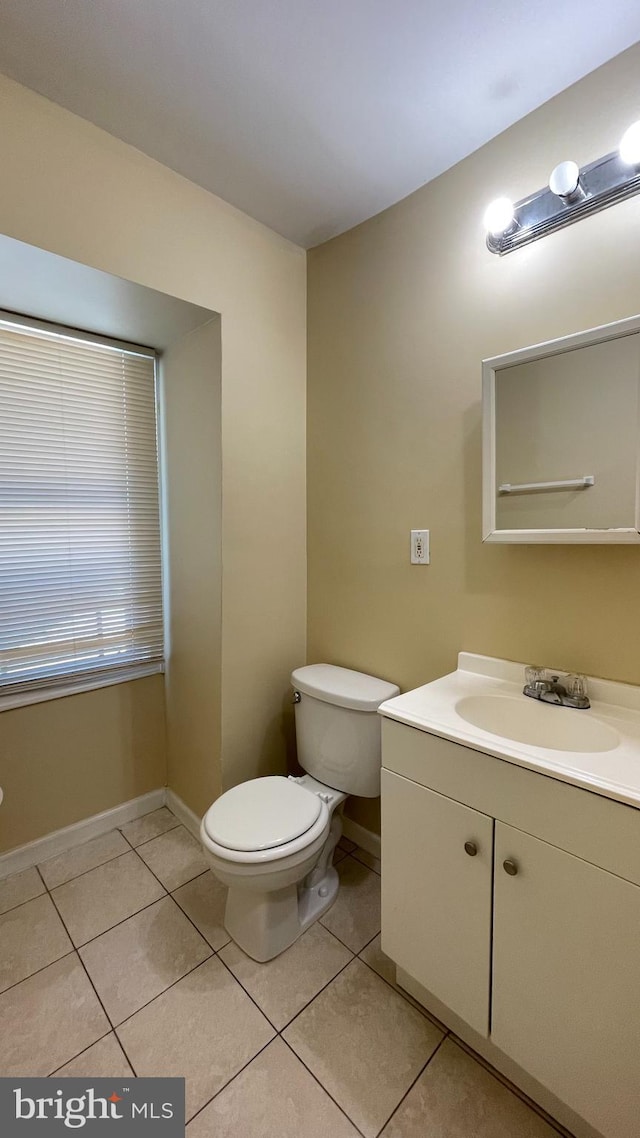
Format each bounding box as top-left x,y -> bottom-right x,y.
492,823 -> 640,1138
381,770 -> 493,1035
381,718 -> 640,1138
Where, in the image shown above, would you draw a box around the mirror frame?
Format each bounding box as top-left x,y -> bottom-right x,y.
482,313 -> 640,544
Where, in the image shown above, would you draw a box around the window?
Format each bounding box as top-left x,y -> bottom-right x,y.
0,316 -> 163,707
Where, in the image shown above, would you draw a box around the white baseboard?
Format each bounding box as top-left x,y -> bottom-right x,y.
341,816 -> 381,858
165,788 -> 202,839
0,787 -> 166,880
0,783 -> 376,881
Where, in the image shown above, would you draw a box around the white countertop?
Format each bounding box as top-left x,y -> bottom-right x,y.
378,653 -> 640,810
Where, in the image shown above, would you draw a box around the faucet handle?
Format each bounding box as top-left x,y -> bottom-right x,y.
525,665 -> 545,687
567,674 -> 588,701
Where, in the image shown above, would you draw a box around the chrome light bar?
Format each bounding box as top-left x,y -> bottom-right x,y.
484,123 -> 640,256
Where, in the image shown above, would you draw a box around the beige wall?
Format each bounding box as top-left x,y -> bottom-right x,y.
162,319 -> 223,812
0,74 -> 306,849
308,45 -> 640,833
0,678 -> 165,852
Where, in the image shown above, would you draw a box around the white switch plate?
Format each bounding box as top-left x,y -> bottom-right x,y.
410,529 -> 430,564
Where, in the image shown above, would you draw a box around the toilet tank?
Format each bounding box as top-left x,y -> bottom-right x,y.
291,664 -> 399,798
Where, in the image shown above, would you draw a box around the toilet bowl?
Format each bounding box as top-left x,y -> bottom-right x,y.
201,773 -> 346,960
200,664 -> 399,961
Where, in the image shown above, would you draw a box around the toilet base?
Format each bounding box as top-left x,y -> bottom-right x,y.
223,816 -> 342,962
224,864 -> 339,962
298,864 -> 339,930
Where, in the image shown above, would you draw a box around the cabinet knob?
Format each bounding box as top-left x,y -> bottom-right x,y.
464,841 -> 478,857
503,859 -> 518,876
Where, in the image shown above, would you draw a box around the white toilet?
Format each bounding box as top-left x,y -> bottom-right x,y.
199,663 -> 399,961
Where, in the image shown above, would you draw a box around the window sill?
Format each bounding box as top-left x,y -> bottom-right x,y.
0,662 -> 164,713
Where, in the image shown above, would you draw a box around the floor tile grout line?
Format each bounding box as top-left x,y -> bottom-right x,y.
89,924 -> 214,1030
40,814 -> 190,1081
8,829 -> 570,1134
450,1034 -> 572,1137
121,839 -> 220,948
34,869 -> 140,1078
117,817 -> 181,850
129,944 -> 361,1134
318,917 -> 381,957
100,1016 -> 138,1079
168,888 -> 231,954
354,923 -> 569,1138
242,938 -> 443,1134
216,937 -> 355,1037
184,1034 -> 277,1129
319,920 -> 361,956
34,808 -> 183,893
351,851 -> 381,876
355,952 -> 446,1032
170,867 -> 211,892
113,952 -> 216,1033
354,946 -> 566,1131
56,834 -> 229,1031
50,888 -> 168,951
122,817 -> 235,946
278,1034 -> 368,1138
0,919 -> 348,1028
270,950 -> 356,1034
167,888 -> 232,953
373,1031 -> 449,1138
169,883 -> 357,1033
358,928 -> 384,954
137,862 -> 212,893
0,947 -> 77,999
0,885 -> 48,918
11,819 -> 374,1121
122,827 -> 210,896
0,889 -> 75,980
7,816 -> 213,1072
48,1028 -> 118,1076
214,951 -> 284,1032
39,841 -> 135,892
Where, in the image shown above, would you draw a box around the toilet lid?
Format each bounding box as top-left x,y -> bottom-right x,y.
203,776 -> 323,852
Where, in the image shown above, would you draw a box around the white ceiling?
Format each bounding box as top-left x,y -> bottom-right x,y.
1,1 -> 639,248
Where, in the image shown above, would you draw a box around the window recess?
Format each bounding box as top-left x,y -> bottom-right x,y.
0,316 -> 163,707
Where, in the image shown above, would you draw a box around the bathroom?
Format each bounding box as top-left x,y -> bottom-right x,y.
0,10 -> 639,1138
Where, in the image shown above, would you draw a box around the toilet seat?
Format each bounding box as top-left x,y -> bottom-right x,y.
202,776 -> 330,864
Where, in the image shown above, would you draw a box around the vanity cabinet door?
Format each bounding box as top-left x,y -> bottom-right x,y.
381,769 -> 493,1035
492,822 -> 640,1138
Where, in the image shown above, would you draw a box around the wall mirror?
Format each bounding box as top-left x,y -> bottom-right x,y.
483,314 -> 640,543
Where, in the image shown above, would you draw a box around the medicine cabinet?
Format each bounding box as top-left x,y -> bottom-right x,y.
482,314 -> 640,543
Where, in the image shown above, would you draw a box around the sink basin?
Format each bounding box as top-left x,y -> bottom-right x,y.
455,694 -> 619,753
378,653 -> 640,807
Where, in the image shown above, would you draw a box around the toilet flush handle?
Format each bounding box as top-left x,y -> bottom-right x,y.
293,690 -> 301,704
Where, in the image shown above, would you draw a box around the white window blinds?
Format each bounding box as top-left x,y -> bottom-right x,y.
0,318 -> 163,699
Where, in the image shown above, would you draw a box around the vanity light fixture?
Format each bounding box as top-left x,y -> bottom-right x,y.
484,120 -> 640,254
483,196 -> 516,237
619,120 -> 640,165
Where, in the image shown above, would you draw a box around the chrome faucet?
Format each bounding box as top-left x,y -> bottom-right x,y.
523,667 -> 590,709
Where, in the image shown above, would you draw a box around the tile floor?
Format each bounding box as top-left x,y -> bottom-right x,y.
0,807 -> 569,1137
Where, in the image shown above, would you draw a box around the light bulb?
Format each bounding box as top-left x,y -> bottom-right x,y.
549,161 -> 580,199
483,197 -> 515,236
620,121 -> 640,165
